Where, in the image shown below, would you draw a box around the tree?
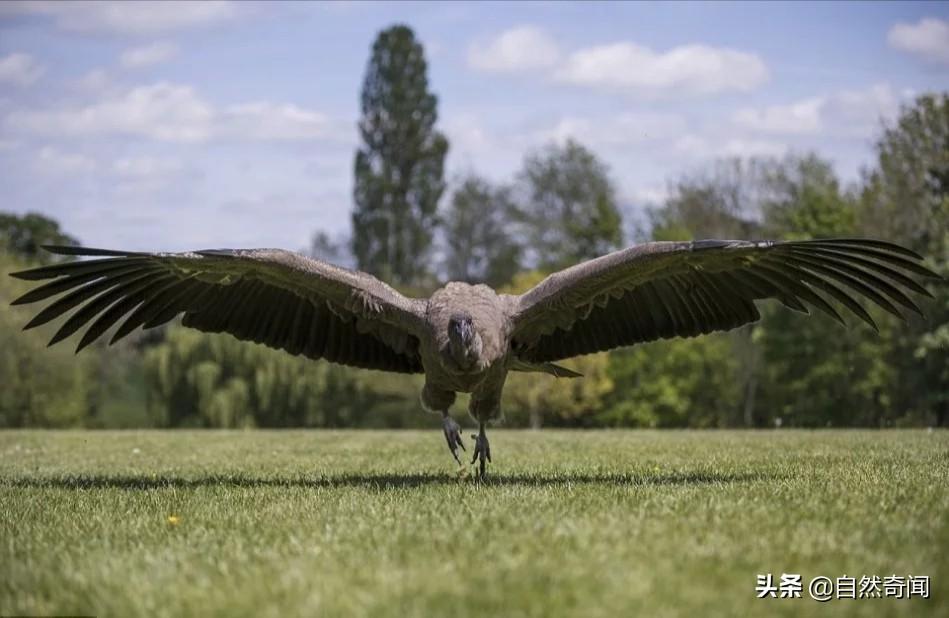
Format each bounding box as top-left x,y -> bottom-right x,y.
858,94 -> 949,425
308,230 -> 353,268
142,327 -> 422,429
352,25 -> 448,286
442,175 -> 521,287
1,252 -> 146,428
648,158 -> 768,425
515,139 -> 623,272
860,93 -> 948,257
601,335 -> 740,428
755,154 -> 889,427
640,153 -> 882,427
651,158 -> 764,241
761,154 -> 856,239
0,212 -> 78,264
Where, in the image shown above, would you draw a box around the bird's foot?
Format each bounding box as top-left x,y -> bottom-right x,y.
470,423 -> 491,480
442,412 -> 465,465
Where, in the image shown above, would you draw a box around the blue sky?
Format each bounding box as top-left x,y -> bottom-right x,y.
1,1 -> 947,254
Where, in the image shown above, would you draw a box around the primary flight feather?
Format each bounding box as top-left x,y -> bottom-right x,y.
10,238 -> 940,478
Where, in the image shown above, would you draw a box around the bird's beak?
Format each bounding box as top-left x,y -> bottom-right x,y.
460,321 -> 474,344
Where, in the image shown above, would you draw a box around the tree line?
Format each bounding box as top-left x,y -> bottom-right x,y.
1,25 -> 945,428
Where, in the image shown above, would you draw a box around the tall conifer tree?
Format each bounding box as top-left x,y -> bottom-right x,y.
352,25 -> 448,285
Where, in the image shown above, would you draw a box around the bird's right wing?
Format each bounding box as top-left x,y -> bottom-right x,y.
508,238 -> 940,363
10,245 -> 429,373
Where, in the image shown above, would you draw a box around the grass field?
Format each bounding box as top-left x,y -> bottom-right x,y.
1,429 -> 947,617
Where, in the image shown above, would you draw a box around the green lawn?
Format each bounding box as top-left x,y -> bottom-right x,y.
1,429 -> 946,617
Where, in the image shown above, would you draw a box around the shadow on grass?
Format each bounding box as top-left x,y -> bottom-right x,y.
1,470 -> 777,490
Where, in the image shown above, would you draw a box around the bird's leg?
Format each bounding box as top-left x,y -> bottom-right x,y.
422,385 -> 462,466
470,421 -> 491,480
442,411 -> 465,465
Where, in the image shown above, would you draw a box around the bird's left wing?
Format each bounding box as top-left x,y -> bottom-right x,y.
10,245 -> 428,373
508,238 -> 940,363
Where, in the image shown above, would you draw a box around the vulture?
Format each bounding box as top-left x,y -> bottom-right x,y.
9,238 -> 941,478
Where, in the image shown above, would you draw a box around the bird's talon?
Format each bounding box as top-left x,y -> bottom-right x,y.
470,424 -> 491,479
442,414 -> 465,465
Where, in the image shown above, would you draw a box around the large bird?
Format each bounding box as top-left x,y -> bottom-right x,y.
10,239 -> 940,477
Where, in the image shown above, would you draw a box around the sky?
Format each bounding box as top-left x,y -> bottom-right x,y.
0,0 -> 947,254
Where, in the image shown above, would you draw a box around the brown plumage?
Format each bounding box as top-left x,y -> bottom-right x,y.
9,238 -> 941,477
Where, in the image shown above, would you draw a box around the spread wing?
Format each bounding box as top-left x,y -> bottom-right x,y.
10,245 -> 428,373
509,238 -> 940,363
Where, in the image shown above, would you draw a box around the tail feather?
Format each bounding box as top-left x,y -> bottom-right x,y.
510,358 -> 583,378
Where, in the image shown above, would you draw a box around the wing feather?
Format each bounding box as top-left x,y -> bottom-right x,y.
11,246 -> 426,373
777,253 -> 903,318
511,238 -> 938,362
781,251 -> 923,314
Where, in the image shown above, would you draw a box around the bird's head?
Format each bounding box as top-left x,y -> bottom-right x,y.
448,312 -> 476,346
447,312 -> 482,367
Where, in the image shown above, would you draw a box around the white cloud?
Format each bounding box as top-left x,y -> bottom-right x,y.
718,138 -> 788,158
442,114 -> 535,180
625,184 -> 670,206
445,114 -> 494,155
0,52 -> 45,86
468,26 -> 560,73
733,98 -> 824,134
221,102 -> 334,140
822,83 -> 901,138
540,112 -> 687,146
887,17 -> 949,65
112,155 -> 184,178
73,68 -> 113,92
673,135 -> 708,154
109,155 -> 201,199
674,135 -> 787,159
0,1 -> 239,35
555,42 -> 768,98
734,84 -> 901,138
4,82 -> 341,143
120,42 -> 179,69
445,111 -> 689,183
7,82 -> 214,142
33,146 -> 98,175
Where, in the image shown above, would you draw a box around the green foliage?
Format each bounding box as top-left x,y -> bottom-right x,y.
638,158 -> 769,428
352,25 -> 448,286
442,175 -> 522,288
650,158 -> 762,240
753,153 -> 890,426
756,306 -> 892,426
857,94 -> 949,426
0,253 -> 145,427
515,139 -> 623,271
760,153 -> 857,238
143,326 -> 428,428
601,334 -> 740,427
860,93 -> 948,256
502,358 -> 613,428
0,211 -> 78,264
629,144 -> 946,427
